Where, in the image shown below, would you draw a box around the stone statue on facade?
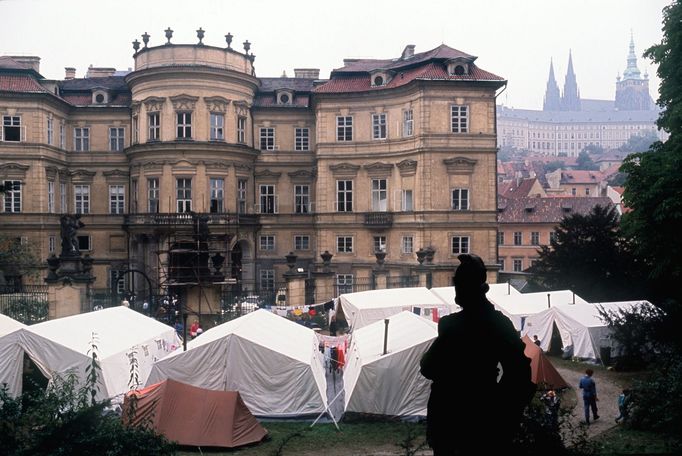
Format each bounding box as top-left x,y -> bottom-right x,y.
60,214 -> 85,257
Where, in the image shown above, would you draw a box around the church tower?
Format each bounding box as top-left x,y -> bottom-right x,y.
561,50 -> 581,111
615,32 -> 653,111
543,59 -> 561,111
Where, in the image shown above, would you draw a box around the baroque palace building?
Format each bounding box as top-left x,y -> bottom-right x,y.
0,30 -> 504,309
498,34 -> 662,156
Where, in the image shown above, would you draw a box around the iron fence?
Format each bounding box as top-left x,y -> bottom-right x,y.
0,284 -> 49,324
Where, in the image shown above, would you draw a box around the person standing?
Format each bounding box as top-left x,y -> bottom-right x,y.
615,388 -> 631,423
579,368 -> 599,424
420,253 -> 535,455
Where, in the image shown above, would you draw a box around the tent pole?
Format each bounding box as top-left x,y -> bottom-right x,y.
383,319 -> 389,355
310,388 -> 343,431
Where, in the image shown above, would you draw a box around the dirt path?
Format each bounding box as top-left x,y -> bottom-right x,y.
555,366 -> 621,437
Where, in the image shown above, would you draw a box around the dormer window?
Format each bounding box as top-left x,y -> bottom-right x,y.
446,59 -> 471,76
370,71 -> 392,87
373,75 -> 384,86
92,90 -> 108,104
276,90 -> 293,105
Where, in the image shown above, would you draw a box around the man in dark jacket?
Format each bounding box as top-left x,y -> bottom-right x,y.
420,253 -> 535,455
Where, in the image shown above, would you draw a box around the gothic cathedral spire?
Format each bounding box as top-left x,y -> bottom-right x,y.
561,50 -> 581,111
543,59 -> 561,111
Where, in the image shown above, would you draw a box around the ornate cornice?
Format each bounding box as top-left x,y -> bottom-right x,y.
204,96 -> 231,113
288,169 -> 316,182
0,163 -> 29,178
141,96 -> 166,112
397,159 -> 418,176
329,162 -> 361,176
233,100 -> 251,117
69,169 -> 96,182
254,169 -> 282,179
130,101 -> 141,116
363,162 -> 394,177
443,156 -> 477,175
170,94 -> 199,111
103,169 -> 130,181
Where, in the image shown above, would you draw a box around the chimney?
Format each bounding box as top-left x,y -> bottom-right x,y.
294,68 -> 320,79
401,45 -> 416,60
9,56 -> 41,73
85,66 -> 117,78
65,67 -> 76,80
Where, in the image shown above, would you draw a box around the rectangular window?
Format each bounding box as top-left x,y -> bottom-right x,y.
336,180 -> 353,212
260,269 -> 275,292
336,116 -> 353,141
237,179 -> 247,213
59,122 -> 65,148
294,235 -> 310,251
210,113 -> 224,141
452,188 -> 469,210
294,185 -> 310,214
132,116 -> 139,144
47,117 -> 53,145
109,127 -> 125,151
2,116 -> 21,142
513,259 -> 523,272
373,235 -> 386,253
148,112 -> 160,141
74,185 -> 90,214
549,231 -> 557,243
77,235 -> 91,251
110,270 -> 125,295
3,180 -> 21,212
585,187 -> 590,196
497,231 -> 505,245
60,182 -> 67,213
259,127 -> 275,150
571,188 -> 577,196
371,179 -> 388,211
402,236 -> 414,254
259,235 -> 275,251
237,116 -> 246,144
531,232 -> 540,245
372,113 -> 387,140
176,112 -> 192,139
451,236 -> 470,255
401,189 -> 413,212
295,127 -> 309,151
451,105 -> 469,133
258,184 -> 277,214
209,178 -> 224,213
176,178 -> 192,213
148,178 -> 159,213
403,110 -> 413,137
109,185 -> 125,214
131,180 -> 138,212
513,231 -> 522,246
47,181 -> 55,213
74,127 -> 89,151
48,235 -> 56,253
336,273 -> 354,294
337,236 -> 353,253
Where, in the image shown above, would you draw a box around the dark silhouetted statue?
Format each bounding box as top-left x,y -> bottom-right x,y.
60,214 -> 85,257
420,253 -> 535,455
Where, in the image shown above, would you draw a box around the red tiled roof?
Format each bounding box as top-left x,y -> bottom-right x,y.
314,62 -> 503,94
560,170 -> 603,184
334,44 -> 476,72
502,178 -> 543,198
498,196 -> 614,223
0,56 -> 30,70
0,74 -> 50,93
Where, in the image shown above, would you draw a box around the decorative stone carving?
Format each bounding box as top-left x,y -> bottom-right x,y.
0,163 -> 29,179
142,96 -> 166,112
69,169 -> 96,182
204,96 -> 231,113
131,101 -> 141,116
329,162 -> 360,176
287,169 -> 316,182
397,159 -> 418,176
45,165 -> 59,180
254,169 -> 282,179
170,94 -> 199,111
443,156 -> 477,175
364,162 -> 393,177
234,100 -> 251,117
103,169 -> 129,182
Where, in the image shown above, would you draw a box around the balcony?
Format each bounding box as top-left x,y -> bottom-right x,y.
124,212 -> 259,227
364,212 -> 393,227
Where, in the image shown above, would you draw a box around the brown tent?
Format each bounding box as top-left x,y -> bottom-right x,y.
522,335 -> 569,390
122,379 -> 268,448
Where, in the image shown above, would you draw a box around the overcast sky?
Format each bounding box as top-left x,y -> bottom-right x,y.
0,0 -> 669,109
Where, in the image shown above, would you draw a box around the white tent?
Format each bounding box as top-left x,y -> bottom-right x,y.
343,311 -> 436,417
147,309 -> 328,418
429,283 -> 520,312
0,306 -> 181,400
521,301 -> 645,359
339,287 -> 455,330
489,290 -> 588,331
0,313 -> 25,337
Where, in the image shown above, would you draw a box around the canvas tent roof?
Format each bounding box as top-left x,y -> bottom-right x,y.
0,306 -> 181,399
489,290 -> 589,331
123,379 -> 267,448
521,335 -> 568,390
339,287 -> 454,330
147,309 -> 328,418
343,311 -> 436,417
428,283 -> 521,311
0,313 -> 25,337
521,301 -> 645,360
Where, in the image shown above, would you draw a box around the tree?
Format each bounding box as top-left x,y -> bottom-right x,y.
575,151 -> 598,170
528,205 -> 644,302
619,131 -> 659,153
0,235 -> 40,287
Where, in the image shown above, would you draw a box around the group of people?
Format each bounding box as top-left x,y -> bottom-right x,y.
420,252 -> 633,455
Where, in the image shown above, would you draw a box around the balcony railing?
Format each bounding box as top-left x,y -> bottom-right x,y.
364,212 -> 394,227
124,212 -> 258,226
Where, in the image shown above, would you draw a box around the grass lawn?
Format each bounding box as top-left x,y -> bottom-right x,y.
593,426 -> 682,455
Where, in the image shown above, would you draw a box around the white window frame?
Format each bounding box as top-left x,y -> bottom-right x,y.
531,231 -> 540,245
210,113 -> 224,141
176,178 -> 192,213
451,188 -> 469,210
372,113 -> 387,140
3,180 -> 21,213
132,116 -> 139,144
48,235 -> 56,253
110,269 -> 125,295
148,112 -> 160,141
513,259 -> 523,272
294,184 -> 310,214
260,269 -> 275,292
336,116 -> 353,141
176,112 -> 192,139
258,184 -> 277,214
1,116 -> 21,142
513,231 -> 522,246
237,116 -> 246,144
294,235 -> 310,251
401,189 -> 413,212
47,116 -> 53,145
237,179 -> 247,213
209,178 -> 224,213
109,127 -> 125,151
295,127 -> 310,151
74,127 -> 89,151
451,105 -> 469,133
59,122 -> 65,148
259,127 -> 275,150
259,235 -> 276,251
336,236 -> 353,253
60,182 -> 67,213
371,179 -> 388,212
336,180 -> 353,212
336,273 -> 354,294
373,235 -> 387,253
402,236 -> 414,254
109,185 -> 125,214
47,181 -> 55,213
74,185 -> 90,214
148,178 -> 159,213
451,236 -> 470,255
403,109 -> 413,137
498,231 -> 505,245
77,235 -> 92,252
